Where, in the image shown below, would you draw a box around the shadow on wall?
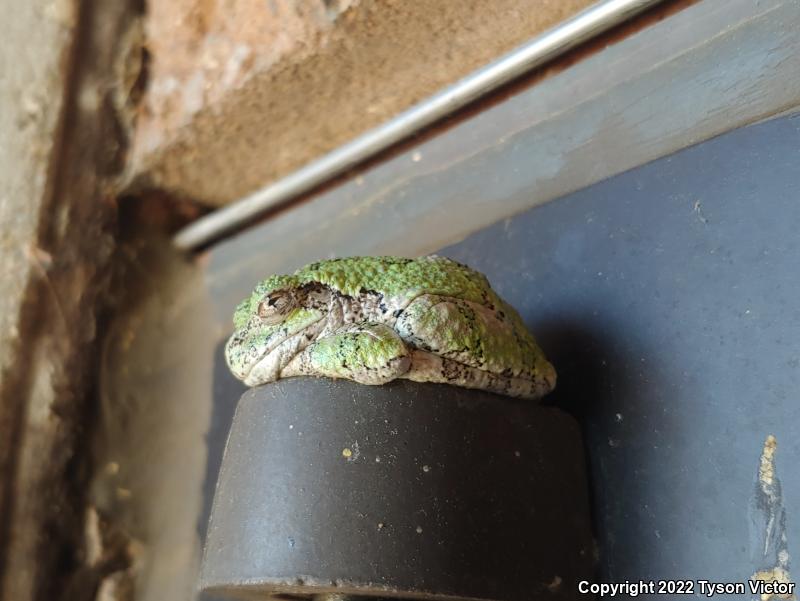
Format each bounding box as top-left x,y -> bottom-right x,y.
196,342 -> 245,601
533,318 -> 668,578
198,342 -> 247,547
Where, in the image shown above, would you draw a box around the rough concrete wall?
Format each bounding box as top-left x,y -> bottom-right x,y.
0,0 -> 78,595
0,0 -> 141,598
0,3 -> 74,417
129,0 -> 597,206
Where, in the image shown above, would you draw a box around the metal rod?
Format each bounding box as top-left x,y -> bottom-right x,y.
173,0 -> 665,250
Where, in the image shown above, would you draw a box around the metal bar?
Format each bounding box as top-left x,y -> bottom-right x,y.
173,0 -> 665,251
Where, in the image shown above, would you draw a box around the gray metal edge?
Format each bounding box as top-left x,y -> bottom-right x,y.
174,0 -> 664,250
206,0 -> 800,328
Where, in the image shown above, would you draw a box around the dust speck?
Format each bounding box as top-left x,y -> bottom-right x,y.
693,200 -> 709,224
343,441 -> 360,462
416,526 -> 423,534
422,465 -> 430,473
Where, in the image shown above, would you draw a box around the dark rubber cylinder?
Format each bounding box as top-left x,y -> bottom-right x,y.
200,378 -> 593,600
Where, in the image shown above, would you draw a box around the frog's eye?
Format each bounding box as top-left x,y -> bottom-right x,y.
257,290 -> 296,324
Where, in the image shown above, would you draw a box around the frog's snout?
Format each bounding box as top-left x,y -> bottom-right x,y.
541,361 -> 557,393
224,334 -> 253,382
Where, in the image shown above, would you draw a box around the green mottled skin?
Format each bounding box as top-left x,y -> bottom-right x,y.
226,256 -> 556,400
235,257 -> 492,327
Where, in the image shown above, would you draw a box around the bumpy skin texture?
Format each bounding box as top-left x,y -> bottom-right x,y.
225,256 -> 556,400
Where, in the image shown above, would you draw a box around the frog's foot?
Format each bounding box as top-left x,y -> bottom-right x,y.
281,322 -> 411,385
396,294 -> 519,372
396,294 -> 556,396
402,350 -> 554,400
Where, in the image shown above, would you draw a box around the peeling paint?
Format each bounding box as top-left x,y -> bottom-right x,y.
750,435 -> 796,600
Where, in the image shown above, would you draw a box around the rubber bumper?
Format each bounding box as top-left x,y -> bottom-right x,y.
200,378 -> 593,600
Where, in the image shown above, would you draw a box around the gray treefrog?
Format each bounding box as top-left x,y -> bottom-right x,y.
225,256 -> 556,400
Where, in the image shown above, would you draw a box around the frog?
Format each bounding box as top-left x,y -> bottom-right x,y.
225,256 -> 556,400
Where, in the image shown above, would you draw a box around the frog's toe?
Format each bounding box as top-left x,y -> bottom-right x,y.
349,353 -> 411,385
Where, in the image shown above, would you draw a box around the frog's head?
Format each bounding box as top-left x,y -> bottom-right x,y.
225,275 -> 329,385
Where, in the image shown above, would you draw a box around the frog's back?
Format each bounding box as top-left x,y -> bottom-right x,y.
296,256 -> 494,305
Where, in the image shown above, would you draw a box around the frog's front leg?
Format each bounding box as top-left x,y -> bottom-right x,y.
281,322 -> 411,385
